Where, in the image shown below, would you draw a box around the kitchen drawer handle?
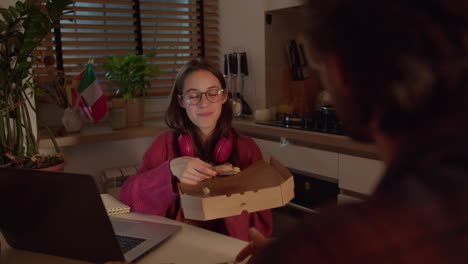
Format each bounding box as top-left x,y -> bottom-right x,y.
287,202 -> 319,214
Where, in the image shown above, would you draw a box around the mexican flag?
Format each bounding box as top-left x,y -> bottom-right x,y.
72,64 -> 108,122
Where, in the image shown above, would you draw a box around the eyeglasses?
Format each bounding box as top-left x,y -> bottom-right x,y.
180,88 -> 225,105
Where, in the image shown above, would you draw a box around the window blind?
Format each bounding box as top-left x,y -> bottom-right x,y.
35,0 -> 219,97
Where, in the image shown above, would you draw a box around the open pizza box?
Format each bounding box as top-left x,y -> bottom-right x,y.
179,157 -> 295,221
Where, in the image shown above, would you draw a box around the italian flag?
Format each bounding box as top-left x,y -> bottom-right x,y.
72,64 -> 108,122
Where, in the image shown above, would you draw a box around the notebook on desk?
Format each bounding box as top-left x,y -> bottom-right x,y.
0,168 -> 181,263
101,193 -> 131,215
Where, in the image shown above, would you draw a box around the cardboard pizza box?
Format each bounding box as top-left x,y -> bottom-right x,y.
179,157 -> 295,221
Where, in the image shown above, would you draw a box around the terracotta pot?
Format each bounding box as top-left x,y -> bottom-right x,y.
39,161 -> 65,172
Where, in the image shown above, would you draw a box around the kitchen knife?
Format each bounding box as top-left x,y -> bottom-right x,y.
229,53 -> 238,76
239,52 -> 251,115
229,53 -> 242,116
239,52 -> 248,98
240,52 -> 248,76
228,53 -> 238,97
223,54 -> 229,78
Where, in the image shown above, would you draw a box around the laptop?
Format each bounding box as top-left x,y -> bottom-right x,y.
0,168 -> 181,263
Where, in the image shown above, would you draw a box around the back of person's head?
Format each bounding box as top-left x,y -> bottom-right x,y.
306,0 -> 468,139
165,59 -> 233,157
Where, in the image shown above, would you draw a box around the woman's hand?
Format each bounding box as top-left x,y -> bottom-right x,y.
170,156 -> 217,185
236,228 -> 273,263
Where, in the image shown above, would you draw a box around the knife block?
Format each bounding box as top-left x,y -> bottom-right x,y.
281,69 -> 320,116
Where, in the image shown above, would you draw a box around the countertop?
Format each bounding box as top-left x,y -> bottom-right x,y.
233,118 -> 378,159
39,117 -> 379,159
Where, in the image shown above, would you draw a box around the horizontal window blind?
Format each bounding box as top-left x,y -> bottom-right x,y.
203,0 -> 219,63
35,0 -> 219,98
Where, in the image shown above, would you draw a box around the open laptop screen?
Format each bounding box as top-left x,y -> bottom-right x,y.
0,168 -> 126,262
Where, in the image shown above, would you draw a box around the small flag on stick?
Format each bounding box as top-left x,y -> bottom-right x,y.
71,63 -> 108,123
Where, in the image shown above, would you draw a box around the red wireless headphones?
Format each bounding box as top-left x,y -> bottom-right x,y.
178,132 -> 233,164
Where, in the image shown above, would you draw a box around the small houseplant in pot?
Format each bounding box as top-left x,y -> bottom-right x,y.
0,0 -> 72,169
103,52 -> 160,128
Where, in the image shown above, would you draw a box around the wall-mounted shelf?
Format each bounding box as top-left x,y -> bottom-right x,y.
265,5 -> 311,110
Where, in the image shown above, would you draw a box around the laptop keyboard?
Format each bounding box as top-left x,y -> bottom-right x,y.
115,234 -> 145,254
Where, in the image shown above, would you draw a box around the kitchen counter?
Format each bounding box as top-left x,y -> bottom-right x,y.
233,118 -> 379,159
39,117 -> 379,159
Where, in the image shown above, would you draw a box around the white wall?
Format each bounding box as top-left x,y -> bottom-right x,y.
60,137 -> 154,176
39,135 -> 155,180
219,0 -> 266,111
218,0 -> 305,111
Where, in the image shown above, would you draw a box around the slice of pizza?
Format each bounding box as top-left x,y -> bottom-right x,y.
212,163 -> 241,176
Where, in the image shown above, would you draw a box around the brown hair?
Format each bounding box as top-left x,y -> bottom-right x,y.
306,0 -> 468,135
164,58 -> 233,163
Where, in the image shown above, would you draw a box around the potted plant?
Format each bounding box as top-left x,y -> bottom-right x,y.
103,52 -> 160,128
0,0 -> 72,169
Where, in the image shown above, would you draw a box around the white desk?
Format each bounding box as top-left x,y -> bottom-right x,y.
0,213 -> 248,264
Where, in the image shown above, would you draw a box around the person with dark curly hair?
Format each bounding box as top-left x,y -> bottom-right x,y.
237,0 -> 468,263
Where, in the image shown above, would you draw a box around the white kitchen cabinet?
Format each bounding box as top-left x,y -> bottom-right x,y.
253,137 -> 384,197
264,0 -> 304,12
338,154 -> 384,195
254,138 -> 339,180
337,194 -> 363,205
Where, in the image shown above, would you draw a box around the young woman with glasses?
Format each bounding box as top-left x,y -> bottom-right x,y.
120,59 -> 272,241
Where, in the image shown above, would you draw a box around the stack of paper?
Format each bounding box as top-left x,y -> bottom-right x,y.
100,193 -> 131,216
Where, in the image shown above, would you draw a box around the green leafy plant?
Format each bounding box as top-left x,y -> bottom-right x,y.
0,0 -> 72,168
103,52 -> 160,100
